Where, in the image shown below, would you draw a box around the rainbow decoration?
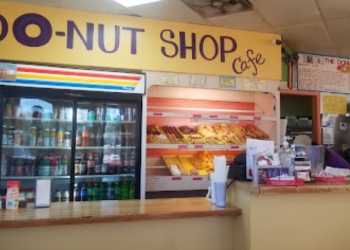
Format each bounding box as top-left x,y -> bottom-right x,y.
0,63 -> 145,94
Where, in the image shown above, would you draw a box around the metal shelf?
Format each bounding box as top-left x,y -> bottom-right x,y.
4,116 -> 72,122
2,146 -> 71,150
147,143 -> 246,150
1,174 -> 134,180
76,146 -> 136,150
77,120 -> 135,124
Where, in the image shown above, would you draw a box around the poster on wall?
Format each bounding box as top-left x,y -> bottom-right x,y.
297,52 -> 350,94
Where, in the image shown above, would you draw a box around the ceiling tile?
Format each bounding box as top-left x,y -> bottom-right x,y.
130,0 -> 210,25
275,22 -> 335,54
328,18 -> 350,51
207,10 -> 269,30
318,0 -> 350,20
250,0 -> 321,27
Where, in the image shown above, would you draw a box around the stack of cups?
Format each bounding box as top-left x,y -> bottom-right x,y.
207,156 -> 227,208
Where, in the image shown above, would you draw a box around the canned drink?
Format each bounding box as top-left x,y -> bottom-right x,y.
88,109 -> 95,121
53,107 -> 59,119
125,108 -> 132,121
59,107 -> 65,120
132,108 -> 136,121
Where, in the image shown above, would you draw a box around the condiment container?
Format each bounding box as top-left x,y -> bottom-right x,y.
6,181 -> 20,210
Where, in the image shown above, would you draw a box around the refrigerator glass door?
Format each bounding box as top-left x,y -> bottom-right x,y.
1,97 -> 73,203
74,101 -> 136,201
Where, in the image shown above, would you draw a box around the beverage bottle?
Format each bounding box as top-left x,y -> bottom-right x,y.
63,132 -> 71,147
87,182 -> 93,201
92,182 -> 100,200
2,125 -> 8,145
95,128 -> 102,146
82,127 -> 89,147
29,127 -> 37,146
108,154 -> 118,175
80,183 -> 88,201
120,108 -> 125,121
121,179 -> 129,200
62,155 -> 69,176
15,157 -> 24,176
94,154 -> 101,175
39,156 -> 50,176
62,190 -> 69,202
1,155 -> 7,176
25,156 -> 35,176
101,154 -> 109,175
74,183 -> 80,202
56,128 -> 64,147
36,129 -> 44,146
8,126 -> 15,145
96,107 -> 101,121
50,157 -> 58,176
278,137 -> 296,177
76,127 -> 82,147
74,157 -> 81,175
100,182 -> 106,200
79,154 -> 87,175
50,129 -> 56,147
87,152 -> 95,175
106,182 -> 114,200
123,150 -> 130,174
129,179 -> 135,200
43,128 -> 50,147
114,180 -> 121,200
88,127 -> 95,147
57,156 -> 63,176
130,150 -> 136,174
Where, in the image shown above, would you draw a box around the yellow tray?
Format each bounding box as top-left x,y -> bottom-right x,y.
178,156 -> 209,176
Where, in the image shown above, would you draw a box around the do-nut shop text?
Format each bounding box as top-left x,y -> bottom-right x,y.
0,13 -> 266,76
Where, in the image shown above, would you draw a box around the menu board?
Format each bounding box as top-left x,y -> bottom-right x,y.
297,52 -> 350,93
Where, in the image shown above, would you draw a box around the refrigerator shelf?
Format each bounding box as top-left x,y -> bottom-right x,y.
4,116 -> 73,122
1,174 -> 134,180
2,145 -> 71,150
76,146 -> 136,150
147,143 -> 246,150
77,120 -> 136,124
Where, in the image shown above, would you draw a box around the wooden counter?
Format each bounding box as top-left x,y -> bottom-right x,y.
0,197 -> 241,229
234,180 -> 350,195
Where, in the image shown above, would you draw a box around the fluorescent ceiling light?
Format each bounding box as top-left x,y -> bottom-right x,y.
114,0 -> 161,7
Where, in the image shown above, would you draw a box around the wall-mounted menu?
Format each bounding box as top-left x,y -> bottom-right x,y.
297,52 -> 350,94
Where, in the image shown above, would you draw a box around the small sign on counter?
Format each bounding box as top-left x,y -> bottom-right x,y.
35,179 -> 51,208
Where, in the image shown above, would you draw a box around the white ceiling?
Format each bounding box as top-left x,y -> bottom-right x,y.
3,0 -> 350,58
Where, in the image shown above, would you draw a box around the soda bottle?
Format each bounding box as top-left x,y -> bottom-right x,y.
82,127 -> 89,147
49,157 -> 58,176
121,179 -> 128,200
89,127 -> 95,147
87,182 -> 93,201
114,180 -> 122,200
129,179 -> 135,200
87,152 -> 95,175
92,182 -> 100,200
80,182 -> 88,201
9,156 -> 16,176
130,150 -> 135,174
62,155 -> 69,176
106,182 -> 114,200
43,128 -> 50,147
15,157 -> 24,176
76,127 -> 82,147
99,182 -> 106,200
57,156 -> 63,176
94,154 -> 101,175
101,154 -> 109,175
79,154 -> 87,175
50,129 -> 56,147
95,128 -> 102,146
1,154 -> 7,176
36,128 -> 44,146
74,183 -> 80,202
123,150 -> 130,174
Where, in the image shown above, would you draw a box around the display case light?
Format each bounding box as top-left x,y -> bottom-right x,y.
113,0 -> 161,7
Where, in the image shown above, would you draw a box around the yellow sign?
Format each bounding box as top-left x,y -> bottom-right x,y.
323,94 -> 347,115
0,2 -> 281,80
243,78 -> 266,91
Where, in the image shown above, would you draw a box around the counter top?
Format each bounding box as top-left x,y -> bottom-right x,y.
0,198 -> 241,229
234,181 -> 350,195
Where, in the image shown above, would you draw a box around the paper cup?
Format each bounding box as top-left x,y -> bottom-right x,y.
214,182 -> 226,208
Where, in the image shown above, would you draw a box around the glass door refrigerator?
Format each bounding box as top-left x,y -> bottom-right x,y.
0,68 -> 144,203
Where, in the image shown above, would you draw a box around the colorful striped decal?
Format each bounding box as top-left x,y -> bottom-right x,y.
0,63 -> 145,93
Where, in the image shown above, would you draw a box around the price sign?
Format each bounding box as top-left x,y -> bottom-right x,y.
230,115 -> 238,119
153,112 -> 163,116
194,145 -> 203,149
152,177 -> 161,182
254,116 -> 261,120
193,177 -> 203,181
230,145 -> 239,149
209,115 -> 218,119
192,114 -> 202,118
172,177 -> 182,181
178,145 -> 188,149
